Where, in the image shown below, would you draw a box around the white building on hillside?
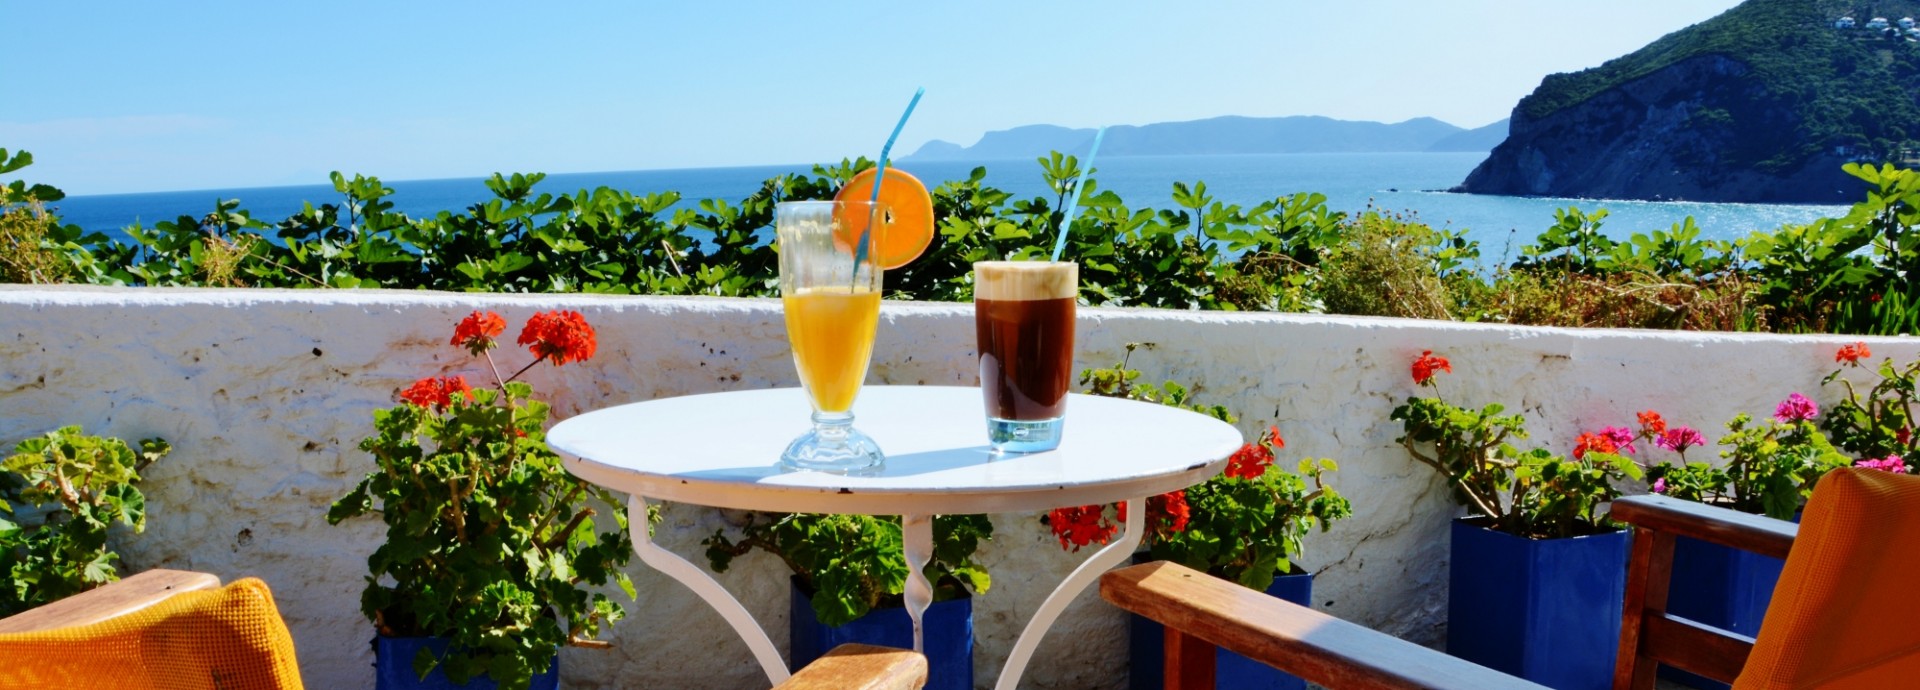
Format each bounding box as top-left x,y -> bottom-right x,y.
1868,17 -> 1891,30
1902,17 -> 1917,29
1837,16 -> 1857,28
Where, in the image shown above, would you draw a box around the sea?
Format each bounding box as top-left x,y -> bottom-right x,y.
49,153 -> 1848,265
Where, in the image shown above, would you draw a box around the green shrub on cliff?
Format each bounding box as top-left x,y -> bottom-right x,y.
1521,0 -> 1920,171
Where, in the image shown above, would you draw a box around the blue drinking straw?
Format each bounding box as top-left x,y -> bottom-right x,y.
1051,126 -> 1106,262
853,87 -> 925,281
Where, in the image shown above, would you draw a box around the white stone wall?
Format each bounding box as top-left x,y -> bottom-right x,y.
0,285 -> 1909,689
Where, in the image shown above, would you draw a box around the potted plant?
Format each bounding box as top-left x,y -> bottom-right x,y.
1065,350 -> 1351,690
1392,350 -> 1640,690
702,512 -> 991,690
328,310 -> 637,690
1823,341 -> 1919,469
1632,344 -> 1870,688
1,426 -> 170,615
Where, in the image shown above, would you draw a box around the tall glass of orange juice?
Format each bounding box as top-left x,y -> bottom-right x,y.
776,200 -> 886,474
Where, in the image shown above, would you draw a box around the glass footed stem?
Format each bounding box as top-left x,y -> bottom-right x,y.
779,410 -> 884,475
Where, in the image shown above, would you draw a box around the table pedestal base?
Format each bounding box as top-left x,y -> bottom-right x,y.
994,495 -> 1145,690
631,494 -> 1148,689
628,495 -> 790,684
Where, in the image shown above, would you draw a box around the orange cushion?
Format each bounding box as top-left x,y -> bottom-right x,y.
0,577 -> 303,690
1734,468 -> 1920,689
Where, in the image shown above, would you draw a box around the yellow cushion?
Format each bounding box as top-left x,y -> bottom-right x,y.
0,577 -> 303,690
1734,468 -> 1920,689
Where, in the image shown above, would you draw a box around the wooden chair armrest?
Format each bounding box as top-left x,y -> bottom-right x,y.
1610,494 -> 1797,560
775,643 -> 927,690
0,569 -> 222,634
1101,562 -> 1548,690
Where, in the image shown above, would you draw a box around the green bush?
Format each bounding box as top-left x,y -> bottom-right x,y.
11,147 -> 1920,336
1392,351 -> 1642,539
0,426 -> 170,616
326,310 -> 635,689
1069,348 -> 1351,589
702,513 -> 992,628
1317,209 -> 1461,320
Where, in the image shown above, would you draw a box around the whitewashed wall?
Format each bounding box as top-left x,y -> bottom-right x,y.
0,285 -> 1908,689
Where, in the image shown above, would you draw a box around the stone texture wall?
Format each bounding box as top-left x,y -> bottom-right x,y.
0,285 -> 1907,689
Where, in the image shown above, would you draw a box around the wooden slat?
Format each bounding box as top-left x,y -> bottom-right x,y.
1614,529 -> 1675,690
1165,627 -> 1216,690
1611,496 -> 1778,689
0,569 -> 221,634
1643,614 -> 1754,683
1611,495 -> 1797,559
1102,562 -> 1549,690
775,643 -> 927,690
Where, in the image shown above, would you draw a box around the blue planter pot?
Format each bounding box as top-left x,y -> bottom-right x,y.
1446,518 -> 1630,690
1130,563 -> 1311,690
374,636 -> 559,690
1658,514 -> 1792,690
789,578 -> 973,690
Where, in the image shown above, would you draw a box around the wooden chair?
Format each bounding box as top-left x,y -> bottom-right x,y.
1102,467 -> 1920,690
0,569 -> 926,690
774,642 -> 927,690
0,569 -> 305,689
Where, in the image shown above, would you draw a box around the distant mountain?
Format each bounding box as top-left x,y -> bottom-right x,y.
1426,119 -> 1509,152
1457,0 -> 1920,203
916,125 -> 1093,160
906,115 -> 1497,161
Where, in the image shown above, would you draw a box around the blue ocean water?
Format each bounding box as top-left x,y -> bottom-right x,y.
50,153 -> 1847,263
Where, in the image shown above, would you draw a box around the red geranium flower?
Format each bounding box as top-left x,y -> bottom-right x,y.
1048,504 -> 1118,551
1224,427 -> 1285,479
1118,491 -> 1193,536
1836,342 -> 1871,366
1573,432 -> 1617,460
1411,350 -> 1452,386
1052,489 -> 1193,552
1226,442 -> 1273,480
451,310 -> 506,355
399,375 -> 472,411
518,310 -> 598,366
1636,410 -> 1666,436
1151,491 -> 1190,534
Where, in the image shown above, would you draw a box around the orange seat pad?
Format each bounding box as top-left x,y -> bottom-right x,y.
1735,468 -> 1920,689
0,577 -> 303,690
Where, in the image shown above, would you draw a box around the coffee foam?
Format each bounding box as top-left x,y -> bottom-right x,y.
974,261 -> 1077,301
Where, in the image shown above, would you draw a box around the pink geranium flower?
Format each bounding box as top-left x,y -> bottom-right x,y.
1657,426 -> 1705,453
1774,393 -> 1819,423
1856,456 -> 1909,473
1601,426 -> 1638,455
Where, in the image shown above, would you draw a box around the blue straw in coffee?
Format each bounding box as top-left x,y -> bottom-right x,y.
853,87 -> 925,281
1051,126 -> 1106,262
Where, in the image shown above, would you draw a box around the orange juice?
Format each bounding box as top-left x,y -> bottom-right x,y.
783,287 -> 882,412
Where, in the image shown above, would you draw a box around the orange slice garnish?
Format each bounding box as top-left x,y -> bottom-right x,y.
833,167 -> 934,270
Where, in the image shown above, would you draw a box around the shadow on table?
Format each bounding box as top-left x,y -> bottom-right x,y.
675,445 -> 1025,482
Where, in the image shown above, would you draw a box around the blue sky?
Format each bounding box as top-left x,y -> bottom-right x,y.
2,1 -> 1743,195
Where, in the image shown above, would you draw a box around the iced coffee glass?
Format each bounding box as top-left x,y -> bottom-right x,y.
974,261 -> 1077,453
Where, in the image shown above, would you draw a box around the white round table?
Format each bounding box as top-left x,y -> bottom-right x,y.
550,386 -> 1242,689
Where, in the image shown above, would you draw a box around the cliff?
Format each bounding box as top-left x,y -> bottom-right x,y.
1457,0 -> 1920,203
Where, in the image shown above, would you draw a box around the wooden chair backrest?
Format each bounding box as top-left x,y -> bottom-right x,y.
0,575 -> 303,690
1732,467 -> 1920,689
